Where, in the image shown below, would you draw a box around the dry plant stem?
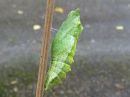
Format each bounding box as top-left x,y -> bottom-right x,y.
35,0 -> 55,97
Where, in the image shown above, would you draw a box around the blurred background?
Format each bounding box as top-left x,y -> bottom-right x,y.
0,0 -> 130,97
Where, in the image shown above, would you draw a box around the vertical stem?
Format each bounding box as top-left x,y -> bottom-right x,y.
35,0 -> 55,97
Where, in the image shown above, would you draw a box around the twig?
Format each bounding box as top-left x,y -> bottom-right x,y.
35,0 -> 55,97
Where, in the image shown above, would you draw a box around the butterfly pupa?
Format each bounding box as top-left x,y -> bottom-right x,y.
45,8 -> 83,90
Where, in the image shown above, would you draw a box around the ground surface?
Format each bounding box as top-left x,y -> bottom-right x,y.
0,0 -> 130,97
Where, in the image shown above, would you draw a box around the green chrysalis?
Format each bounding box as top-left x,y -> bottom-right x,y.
45,8 -> 83,90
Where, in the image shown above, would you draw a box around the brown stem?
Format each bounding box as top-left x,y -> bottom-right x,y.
35,0 -> 55,97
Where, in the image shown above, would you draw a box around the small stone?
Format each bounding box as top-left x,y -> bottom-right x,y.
116,25 -> 124,31
59,90 -> 64,94
17,10 -> 24,15
33,24 -> 41,30
13,87 -> 18,92
115,83 -> 124,90
10,80 -> 18,85
54,7 -> 64,13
